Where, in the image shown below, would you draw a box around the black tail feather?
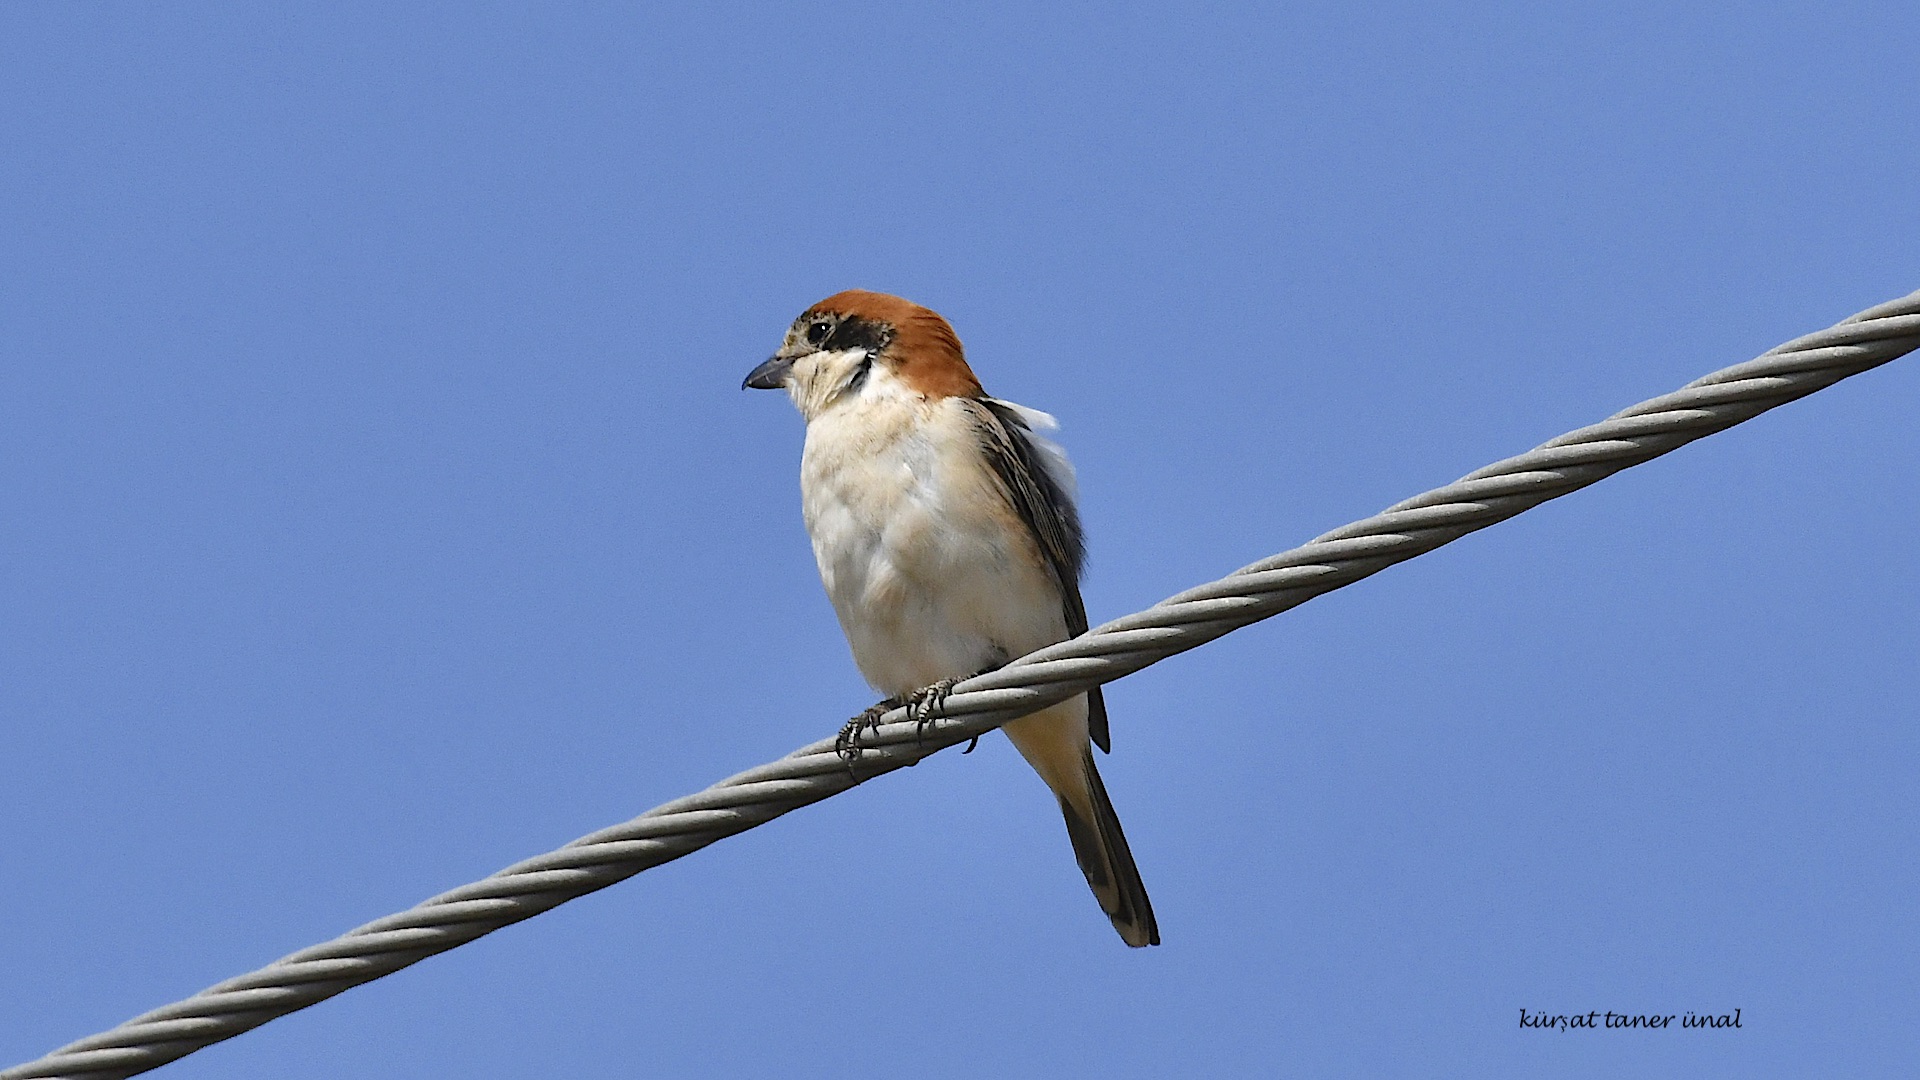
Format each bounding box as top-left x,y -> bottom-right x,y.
1056,749 -> 1158,947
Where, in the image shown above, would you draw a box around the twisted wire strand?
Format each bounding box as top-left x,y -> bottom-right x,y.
8,289 -> 1917,1080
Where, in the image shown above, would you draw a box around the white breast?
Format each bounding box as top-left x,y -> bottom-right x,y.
799,393 -> 1068,697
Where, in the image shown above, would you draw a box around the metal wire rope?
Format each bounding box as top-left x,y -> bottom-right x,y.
7,288 -> 1917,1080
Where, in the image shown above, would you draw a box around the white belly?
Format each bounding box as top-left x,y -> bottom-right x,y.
800,397 -> 1067,696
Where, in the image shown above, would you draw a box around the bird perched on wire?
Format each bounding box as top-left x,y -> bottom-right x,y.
743,289 -> 1158,948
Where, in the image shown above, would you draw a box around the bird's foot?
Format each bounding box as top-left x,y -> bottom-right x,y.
836,694 -> 907,762
837,666 -> 997,762
907,676 -> 966,744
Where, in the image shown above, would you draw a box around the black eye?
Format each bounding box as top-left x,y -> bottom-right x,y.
805,320 -> 832,345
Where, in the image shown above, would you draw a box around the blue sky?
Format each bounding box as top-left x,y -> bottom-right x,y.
2,3 -> 1915,1077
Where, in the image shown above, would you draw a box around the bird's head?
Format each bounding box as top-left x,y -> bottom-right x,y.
742,290 -> 983,419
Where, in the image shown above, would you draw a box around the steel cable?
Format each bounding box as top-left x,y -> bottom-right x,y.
7,289 -> 1917,1080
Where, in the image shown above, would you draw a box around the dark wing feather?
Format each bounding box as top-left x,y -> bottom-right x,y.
968,399 -> 1112,753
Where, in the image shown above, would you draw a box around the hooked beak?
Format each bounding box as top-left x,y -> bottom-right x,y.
742,354 -> 795,390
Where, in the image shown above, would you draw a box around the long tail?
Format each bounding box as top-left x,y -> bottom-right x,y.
1003,699 -> 1159,947
1055,745 -> 1159,947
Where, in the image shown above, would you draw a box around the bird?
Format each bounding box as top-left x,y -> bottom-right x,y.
743,289 -> 1158,948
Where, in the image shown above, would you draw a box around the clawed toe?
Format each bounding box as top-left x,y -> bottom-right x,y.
836,696 -> 904,761
907,677 -> 964,743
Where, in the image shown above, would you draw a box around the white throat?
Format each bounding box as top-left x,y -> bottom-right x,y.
786,349 -> 923,422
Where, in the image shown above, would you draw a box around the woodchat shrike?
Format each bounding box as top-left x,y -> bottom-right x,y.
744,290 -> 1158,947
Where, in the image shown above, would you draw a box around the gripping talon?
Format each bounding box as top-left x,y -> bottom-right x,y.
908,676 -> 962,744
836,695 -> 905,762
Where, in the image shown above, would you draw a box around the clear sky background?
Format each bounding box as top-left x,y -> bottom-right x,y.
2,4 -> 1915,1078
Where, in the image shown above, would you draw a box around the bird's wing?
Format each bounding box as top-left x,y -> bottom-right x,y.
967,398 -> 1111,753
